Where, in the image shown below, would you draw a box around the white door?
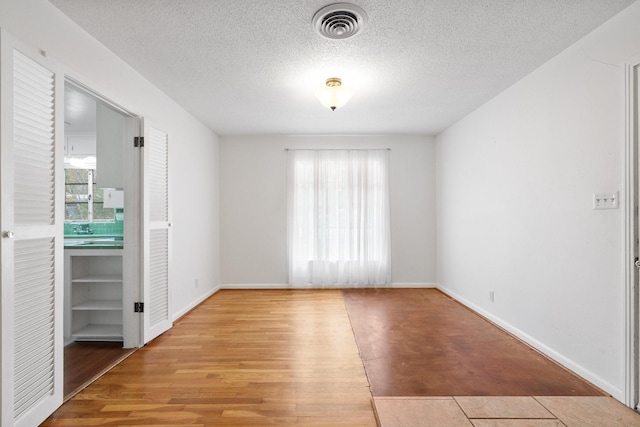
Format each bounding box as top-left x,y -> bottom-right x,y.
0,31 -> 64,426
141,120 -> 172,343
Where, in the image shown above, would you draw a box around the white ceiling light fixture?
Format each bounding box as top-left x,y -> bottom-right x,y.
316,77 -> 353,111
312,3 -> 367,40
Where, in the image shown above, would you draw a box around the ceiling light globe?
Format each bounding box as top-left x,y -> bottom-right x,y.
315,77 -> 353,111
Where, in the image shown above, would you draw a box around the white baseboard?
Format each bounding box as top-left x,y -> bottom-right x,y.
172,286 -> 220,321
222,283 -> 292,289
221,282 -> 437,289
390,282 -> 437,288
437,284 -> 623,401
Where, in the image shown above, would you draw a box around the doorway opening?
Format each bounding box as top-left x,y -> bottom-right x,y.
62,79 -> 141,399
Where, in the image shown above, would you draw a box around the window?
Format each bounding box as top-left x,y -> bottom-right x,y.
65,168 -> 114,222
287,149 -> 390,286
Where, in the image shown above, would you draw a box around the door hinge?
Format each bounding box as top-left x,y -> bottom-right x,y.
134,136 -> 145,148
134,302 -> 144,313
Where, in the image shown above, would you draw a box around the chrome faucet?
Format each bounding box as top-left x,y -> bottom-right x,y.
73,224 -> 94,235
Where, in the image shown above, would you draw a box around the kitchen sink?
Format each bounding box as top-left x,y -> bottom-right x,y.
64,237 -> 123,248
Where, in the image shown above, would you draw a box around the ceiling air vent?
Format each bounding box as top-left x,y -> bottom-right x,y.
312,3 -> 367,40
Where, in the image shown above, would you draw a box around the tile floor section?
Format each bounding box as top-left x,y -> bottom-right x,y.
373,396 -> 640,426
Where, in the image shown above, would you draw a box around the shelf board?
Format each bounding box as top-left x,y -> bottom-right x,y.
72,300 -> 122,311
71,274 -> 122,283
72,324 -> 122,339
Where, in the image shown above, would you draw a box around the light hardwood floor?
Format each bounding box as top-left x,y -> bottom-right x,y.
43,290 -> 377,426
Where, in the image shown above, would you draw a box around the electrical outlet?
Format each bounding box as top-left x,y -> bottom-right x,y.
195,279 -> 199,288
489,290 -> 495,302
593,192 -> 619,209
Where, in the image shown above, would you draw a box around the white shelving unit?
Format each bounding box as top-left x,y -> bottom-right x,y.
64,249 -> 124,342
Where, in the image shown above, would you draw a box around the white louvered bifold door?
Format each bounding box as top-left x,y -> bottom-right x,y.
0,31 -> 64,426
142,122 -> 172,344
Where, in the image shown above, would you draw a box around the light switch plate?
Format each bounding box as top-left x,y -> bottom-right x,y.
593,192 -> 618,209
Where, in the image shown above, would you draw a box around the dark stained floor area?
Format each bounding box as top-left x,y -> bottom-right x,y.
64,341 -> 134,399
342,288 -> 604,397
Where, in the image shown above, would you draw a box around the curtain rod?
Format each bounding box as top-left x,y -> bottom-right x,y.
284,148 -> 391,151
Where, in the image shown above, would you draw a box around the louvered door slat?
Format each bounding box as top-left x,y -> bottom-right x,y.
14,69 -> 54,99
15,269 -> 55,283
15,193 -> 54,206
15,324 -> 54,351
13,117 -> 54,138
14,196 -> 55,205
13,173 -> 55,186
15,334 -> 55,364
149,127 -> 168,222
14,98 -> 55,121
14,118 -> 54,135
15,149 -> 55,166
13,49 -> 55,227
13,238 -> 55,419
14,74 -> 53,93
14,51 -> 52,78
149,229 -> 169,326
13,197 -> 55,207
14,130 -> 55,156
14,80 -> 54,98
15,340 -> 54,378
14,87 -> 55,113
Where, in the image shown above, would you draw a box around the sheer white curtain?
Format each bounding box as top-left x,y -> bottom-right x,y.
287,149 -> 391,286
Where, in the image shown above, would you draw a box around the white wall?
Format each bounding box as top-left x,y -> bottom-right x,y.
436,1 -> 640,400
0,0 -> 221,319
220,135 -> 436,286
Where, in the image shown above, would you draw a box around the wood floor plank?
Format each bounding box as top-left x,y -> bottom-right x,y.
43,290 -> 377,426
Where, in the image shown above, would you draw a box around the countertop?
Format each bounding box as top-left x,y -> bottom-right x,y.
64,236 -> 123,249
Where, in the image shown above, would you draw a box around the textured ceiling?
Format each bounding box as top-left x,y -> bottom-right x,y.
50,0 -> 634,136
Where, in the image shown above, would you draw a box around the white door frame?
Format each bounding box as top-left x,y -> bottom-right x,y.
624,54 -> 640,410
63,77 -> 143,349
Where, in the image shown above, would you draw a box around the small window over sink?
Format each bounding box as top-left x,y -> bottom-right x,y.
65,168 -> 115,222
